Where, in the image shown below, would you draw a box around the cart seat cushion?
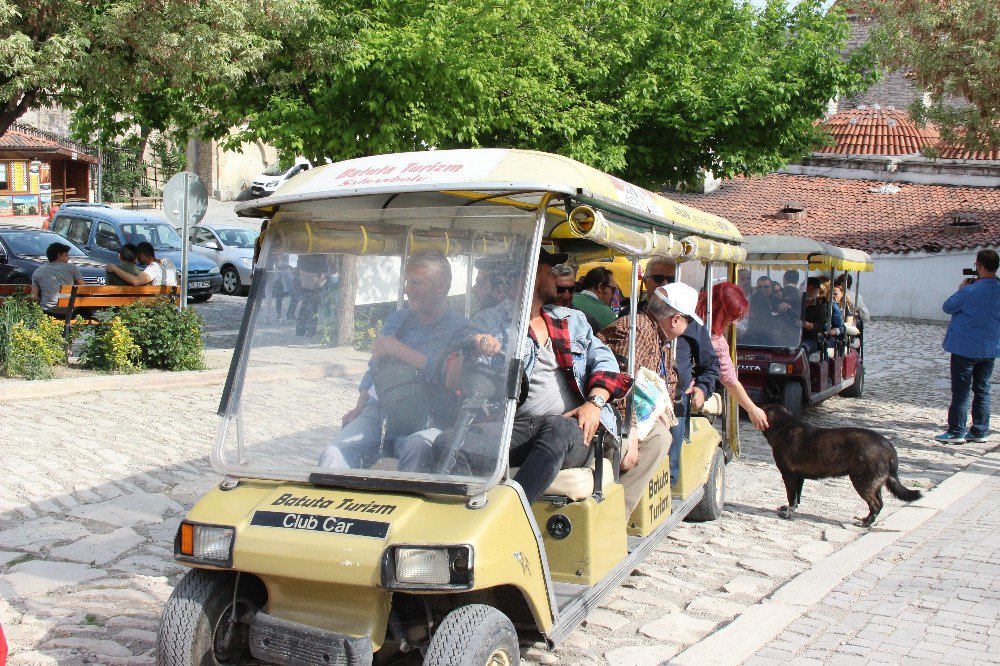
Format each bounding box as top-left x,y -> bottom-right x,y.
844,323 -> 860,336
510,458 -> 615,502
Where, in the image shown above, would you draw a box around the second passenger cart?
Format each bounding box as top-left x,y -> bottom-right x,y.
159,149 -> 746,666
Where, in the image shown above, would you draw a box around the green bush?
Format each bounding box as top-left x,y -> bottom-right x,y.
80,298 -> 204,372
0,296 -> 66,379
79,316 -> 141,373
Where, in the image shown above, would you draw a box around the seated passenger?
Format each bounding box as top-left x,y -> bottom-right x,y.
801,277 -> 830,355
745,277 -> 779,344
411,249 -> 632,503
318,250 -> 471,470
572,267 -> 619,332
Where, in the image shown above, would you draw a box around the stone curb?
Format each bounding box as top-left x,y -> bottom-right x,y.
670,451 -> 1000,666
0,361 -> 367,402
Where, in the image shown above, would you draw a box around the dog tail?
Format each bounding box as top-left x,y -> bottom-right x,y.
886,475 -> 922,502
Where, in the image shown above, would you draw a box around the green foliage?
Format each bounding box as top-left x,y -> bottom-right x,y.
862,0 -> 1000,152
81,298 -> 204,372
206,0 -> 869,187
79,316 -> 142,373
351,310 -> 380,352
1,0 -> 303,138
0,296 -> 66,379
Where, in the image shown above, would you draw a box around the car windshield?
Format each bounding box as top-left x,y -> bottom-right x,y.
121,223 -> 183,251
216,228 -> 258,249
215,199 -> 539,495
3,231 -> 87,257
736,267 -> 805,349
262,161 -> 294,177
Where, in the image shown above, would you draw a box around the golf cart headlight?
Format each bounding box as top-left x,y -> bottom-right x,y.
397,548 -> 450,584
385,545 -> 473,589
769,362 -> 788,375
239,256 -> 253,268
176,522 -> 234,566
266,180 -> 280,188
208,266 -> 221,275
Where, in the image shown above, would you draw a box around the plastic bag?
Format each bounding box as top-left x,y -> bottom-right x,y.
633,366 -> 675,440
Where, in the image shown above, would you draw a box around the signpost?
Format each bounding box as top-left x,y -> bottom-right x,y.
162,172 -> 208,308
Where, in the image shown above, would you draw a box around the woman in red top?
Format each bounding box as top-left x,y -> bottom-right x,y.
697,282 -> 769,431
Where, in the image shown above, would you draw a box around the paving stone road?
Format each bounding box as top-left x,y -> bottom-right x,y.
0,319 -> 997,665
747,462 -> 1000,666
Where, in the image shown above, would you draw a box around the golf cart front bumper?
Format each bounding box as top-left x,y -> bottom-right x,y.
250,612 -> 373,666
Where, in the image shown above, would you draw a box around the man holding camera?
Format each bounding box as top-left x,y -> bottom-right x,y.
935,249 -> 1000,444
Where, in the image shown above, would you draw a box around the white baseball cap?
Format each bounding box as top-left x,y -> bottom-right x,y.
653,282 -> 704,326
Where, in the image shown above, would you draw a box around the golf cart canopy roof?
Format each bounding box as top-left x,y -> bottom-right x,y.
235,149 -> 743,246
741,234 -> 874,272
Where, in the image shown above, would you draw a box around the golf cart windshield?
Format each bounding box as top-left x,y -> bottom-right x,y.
737,267 -> 804,349
215,195 -> 539,495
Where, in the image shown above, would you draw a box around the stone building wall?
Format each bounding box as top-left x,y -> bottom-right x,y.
837,16 -> 923,113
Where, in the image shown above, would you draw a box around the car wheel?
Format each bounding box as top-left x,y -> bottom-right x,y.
782,381 -> 804,418
424,604 -> 520,666
157,569 -> 263,666
844,364 -> 865,398
191,294 -> 212,303
221,266 -> 242,296
687,448 -> 726,522
7,274 -> 30,285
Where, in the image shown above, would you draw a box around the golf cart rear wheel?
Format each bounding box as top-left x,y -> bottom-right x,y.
687,448 -> 726,522
424,604 -> 520,666
782,381 -> 803,418
844,364 -> 865,398
157,569 -> 262,666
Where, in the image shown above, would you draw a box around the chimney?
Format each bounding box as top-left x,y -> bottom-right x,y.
944,212 -> 983,234
776,201 -> 807,221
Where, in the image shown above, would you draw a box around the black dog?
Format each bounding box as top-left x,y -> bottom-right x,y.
761,404 -> 922,527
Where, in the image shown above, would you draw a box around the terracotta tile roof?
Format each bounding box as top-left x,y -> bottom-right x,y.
0,123 -> 98,163
818,108 -> 940,156
935,144 -> 1000,161
668,173 -> 1000,254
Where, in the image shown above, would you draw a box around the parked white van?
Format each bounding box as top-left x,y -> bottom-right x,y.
249,158 -> 311,198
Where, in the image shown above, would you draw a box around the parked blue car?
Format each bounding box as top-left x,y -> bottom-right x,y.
50,203 -> 222,301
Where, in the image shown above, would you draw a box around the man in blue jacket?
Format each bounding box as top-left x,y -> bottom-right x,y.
935,249 -> 1000,444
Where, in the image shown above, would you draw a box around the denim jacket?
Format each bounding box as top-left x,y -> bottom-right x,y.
523,306 -> 632,439
942,277 -> 1000,359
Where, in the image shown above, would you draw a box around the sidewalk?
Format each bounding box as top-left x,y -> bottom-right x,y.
673,452 -> 1000,665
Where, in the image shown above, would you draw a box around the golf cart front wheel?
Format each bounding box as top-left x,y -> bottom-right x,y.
687,447 -> 726,522
424,604 -> 520,666
782,381 -> 803,418
157,569 -> 263,666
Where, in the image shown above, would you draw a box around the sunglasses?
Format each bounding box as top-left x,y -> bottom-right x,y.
556,286 -> 573,294
647,274 -> 675,285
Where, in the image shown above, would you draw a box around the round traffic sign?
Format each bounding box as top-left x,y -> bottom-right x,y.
162,171 -> 208,226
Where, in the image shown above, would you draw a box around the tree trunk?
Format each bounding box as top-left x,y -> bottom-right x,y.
131,126 -> 151,198
336,254 -> 358,346
0,91 -> 39,138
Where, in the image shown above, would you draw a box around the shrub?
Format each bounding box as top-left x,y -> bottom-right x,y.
116,298 -> 205,371
79,316 -> 141,373
0,296 -> 66,379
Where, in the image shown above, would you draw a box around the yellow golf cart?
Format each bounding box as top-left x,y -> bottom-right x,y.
158,149 -> 745,666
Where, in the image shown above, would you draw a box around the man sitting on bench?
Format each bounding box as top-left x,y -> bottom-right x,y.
31,242 -> 85,317
105,242 -> 177,287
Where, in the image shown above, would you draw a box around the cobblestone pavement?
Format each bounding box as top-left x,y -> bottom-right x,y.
0,321 -> 997,665
746,461 -> 1000,666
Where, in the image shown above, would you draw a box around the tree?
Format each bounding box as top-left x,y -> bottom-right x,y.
860,0 -> 1000,152
0,0 -> 303,139
206,0 -> 868,187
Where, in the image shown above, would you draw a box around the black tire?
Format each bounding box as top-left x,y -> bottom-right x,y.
844,364 -> 865,398
220,266 -> 242,296
424,604 -> 520,666
687,448 -> 726,522
191,294 -> 212,303
157,569 -> 262,666
7,274 -> 30,285
782,381 -> 804,418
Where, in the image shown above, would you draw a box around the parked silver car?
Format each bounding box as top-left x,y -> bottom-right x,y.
188,224 -> 259,295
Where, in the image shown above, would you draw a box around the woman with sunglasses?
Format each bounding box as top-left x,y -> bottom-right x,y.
696,282 -> 769,431
573,267 -> 619,331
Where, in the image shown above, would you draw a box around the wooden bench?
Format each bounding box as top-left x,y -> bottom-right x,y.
130,196 -> 163,210
56,284 -> 180,338
0,284 -> 31,305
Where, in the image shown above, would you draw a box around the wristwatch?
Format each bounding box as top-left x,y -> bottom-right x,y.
586,394 -> 607,408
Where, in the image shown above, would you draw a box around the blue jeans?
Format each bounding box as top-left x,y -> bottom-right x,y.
948,354 -> 995,437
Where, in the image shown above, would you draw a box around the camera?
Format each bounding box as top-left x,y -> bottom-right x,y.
962,268 -> 977,276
